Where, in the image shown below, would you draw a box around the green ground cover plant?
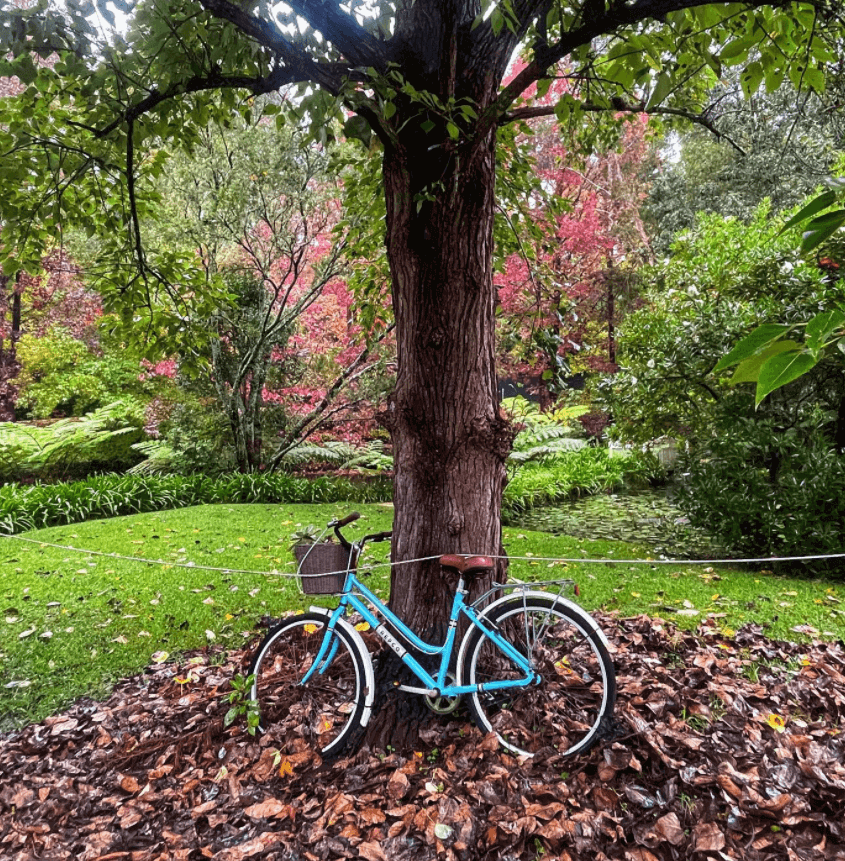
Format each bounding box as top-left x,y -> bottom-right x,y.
2,503 -> 842,732
0,401 -> 146,484
0,472 -> 393,535
0,446 -> 645,533
503,447 -> 661,513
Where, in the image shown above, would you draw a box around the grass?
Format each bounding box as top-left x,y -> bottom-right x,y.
1,502 -> 843,731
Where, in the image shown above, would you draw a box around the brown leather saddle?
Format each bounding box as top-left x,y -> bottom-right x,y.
438,554 -> 495,582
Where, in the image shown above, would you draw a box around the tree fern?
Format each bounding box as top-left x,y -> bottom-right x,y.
127,440 -> 180,475
277,441 -> 359,468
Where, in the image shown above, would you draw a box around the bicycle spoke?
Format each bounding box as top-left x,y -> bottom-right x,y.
249,614 -> 367,758
463,597 -> 615,757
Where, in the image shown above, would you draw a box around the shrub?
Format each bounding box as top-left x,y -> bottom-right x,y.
0,471 -> 393,534
503,447 -> 660,513
15,330 -> 148,419
675,414 -> 845,558
0,400 -> 146,483
163,390 -> 239,475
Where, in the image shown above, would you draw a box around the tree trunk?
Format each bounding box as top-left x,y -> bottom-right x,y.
837,392 -> 845,455
383,132 -> 513,617
0,273 -> 20,421
607,270 -> 616,365
366,105 -> 515,751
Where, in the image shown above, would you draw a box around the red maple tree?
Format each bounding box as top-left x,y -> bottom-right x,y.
496,64 -> 655,407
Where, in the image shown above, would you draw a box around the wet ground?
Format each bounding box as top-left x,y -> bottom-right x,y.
505,487 -> 726,559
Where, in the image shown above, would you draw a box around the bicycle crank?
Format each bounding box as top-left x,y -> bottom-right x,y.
424,674 -> 462,714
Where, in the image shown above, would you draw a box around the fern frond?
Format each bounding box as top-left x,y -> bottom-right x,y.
340,441 -> 393,471
279,441 -> 358,466
128,440 -> 179,475
509,438 -> 587,463
512,424 -> 586,451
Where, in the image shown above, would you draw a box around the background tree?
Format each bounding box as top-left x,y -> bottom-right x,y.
133,115 -> 392,473
645,74 -> 845,252
496,108 -> 655,408
601,197 -> 845,557
0,272 -> 22,420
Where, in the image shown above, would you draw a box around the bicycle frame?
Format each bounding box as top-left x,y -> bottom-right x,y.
301,563 -> 541,698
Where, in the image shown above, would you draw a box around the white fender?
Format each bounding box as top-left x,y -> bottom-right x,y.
457,589 -> 611,677
309,606 -> 376,727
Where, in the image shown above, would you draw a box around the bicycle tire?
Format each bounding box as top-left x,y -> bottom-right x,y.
459,595 -> 616,757
248,612 -> 369,758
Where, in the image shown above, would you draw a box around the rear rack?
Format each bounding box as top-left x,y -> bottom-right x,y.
472,578 -> 580,609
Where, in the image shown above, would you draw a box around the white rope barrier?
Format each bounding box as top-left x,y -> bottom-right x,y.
0,533 -> 294,577
497,552 -> 845,565
3,531 -> 845,580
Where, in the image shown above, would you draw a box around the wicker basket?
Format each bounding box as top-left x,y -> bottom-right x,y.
293,543 -> 352,594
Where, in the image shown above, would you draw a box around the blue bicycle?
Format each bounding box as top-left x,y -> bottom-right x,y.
249,513 -> 616,759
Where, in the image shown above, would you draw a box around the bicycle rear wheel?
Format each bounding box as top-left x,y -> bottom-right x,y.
460,596 -> 615,757
248,612 -> 368,758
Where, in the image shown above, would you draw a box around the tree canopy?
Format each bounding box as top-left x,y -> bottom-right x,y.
1,1 -> 841,271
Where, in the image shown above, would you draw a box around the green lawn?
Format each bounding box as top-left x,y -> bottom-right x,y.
1,502 -> 843,730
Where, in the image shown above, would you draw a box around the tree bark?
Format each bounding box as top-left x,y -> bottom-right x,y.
382,134 -> 513,623
0,273 -> 21,421
365,59 -> 516,749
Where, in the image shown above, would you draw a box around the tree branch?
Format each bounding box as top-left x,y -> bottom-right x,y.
269,323 -> 395,469
199,0 -> 388,85
494,0 -> 824,119
86,69 -> 318,140
502,99 -> 749,154
279,0 -> 391,70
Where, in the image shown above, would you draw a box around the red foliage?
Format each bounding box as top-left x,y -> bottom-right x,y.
139,359 -> 178,381
496,64 -> 655,397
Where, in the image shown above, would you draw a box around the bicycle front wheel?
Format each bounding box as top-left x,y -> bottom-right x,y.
248,612 -> 368,758
460,596 -> 615,758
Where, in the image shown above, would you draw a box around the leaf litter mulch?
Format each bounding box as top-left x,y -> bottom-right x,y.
2,614 -> 844,861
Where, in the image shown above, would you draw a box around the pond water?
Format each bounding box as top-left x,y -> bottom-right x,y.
505,486 -> 725,559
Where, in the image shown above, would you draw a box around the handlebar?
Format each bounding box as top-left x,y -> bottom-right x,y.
331,513 -> 391,552
332,511 -> 361,528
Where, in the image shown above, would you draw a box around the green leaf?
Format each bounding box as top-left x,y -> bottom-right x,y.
805,309 -> 845,353
804,66 -> 826,95
780,191 -> 837,233
646,73 -> 672,110
343,115 -> 372,148
720,35 -> 756,64
713,324 -> 791,373
420,119 -> 436,134
14,55 -> 37,85
764,64 -> 785,93
800,210 -> 845,253
729,340 -> 800,385
490,8 -> 504,36
740,61 -> 763,98
755,352 -> 818,406
446,121 -> 460,140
